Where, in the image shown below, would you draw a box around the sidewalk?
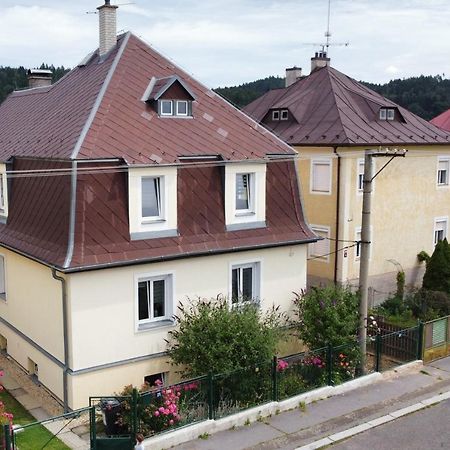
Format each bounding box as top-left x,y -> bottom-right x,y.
169,357 -> 450,450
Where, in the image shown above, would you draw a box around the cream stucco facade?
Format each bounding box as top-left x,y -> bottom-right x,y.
298,145 -> 450,305
0,244 -> 307,409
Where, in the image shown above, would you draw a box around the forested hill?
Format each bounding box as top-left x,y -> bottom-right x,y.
215,74 -> 450,121
0,64 -> 69,104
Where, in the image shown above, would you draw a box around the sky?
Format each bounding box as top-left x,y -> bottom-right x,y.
1,0 -> 449,88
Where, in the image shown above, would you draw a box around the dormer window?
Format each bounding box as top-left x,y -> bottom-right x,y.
0,165 -> 8,221
379,108 -> 395,121
272,110 -> 280,121
176,100 -> 188,116
271,109 -> 289,121
158,99 -> 192,117
280,110 -> 289,120
142,177 -> 163,221
236,173 -> 254,214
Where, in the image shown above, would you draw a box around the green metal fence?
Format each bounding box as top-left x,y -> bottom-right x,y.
88,325 -> 420,441
423,315 -> 450,362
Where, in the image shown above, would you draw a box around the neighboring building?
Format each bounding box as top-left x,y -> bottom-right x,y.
0,3 -> 315,409
244,52 -> 450,305
431,108 -> 450,132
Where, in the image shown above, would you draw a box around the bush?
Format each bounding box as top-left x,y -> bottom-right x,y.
405,288 -> 450,320
293,286 -> 359,349
422,238 -> 450,294
166,298 -> 286,378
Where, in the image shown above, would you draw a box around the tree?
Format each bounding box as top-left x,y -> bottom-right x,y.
166,298 -> 285,378
422,238 -> 450,294
293,285 -> 359,349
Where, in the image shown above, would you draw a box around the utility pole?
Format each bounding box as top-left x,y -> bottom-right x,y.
358,148 -> 406,373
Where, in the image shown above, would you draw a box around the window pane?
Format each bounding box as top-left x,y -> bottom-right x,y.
242,267 -> 253,300
0,174 -> 4,210
138,281 -> 149,321
236,174 -> 250,210
153,279 -> 165,318
231,268 -> 239,303
142,178 -> 160,217
177,101 -> 187,115
161,100 -> 172,115
312,162 -> 330,192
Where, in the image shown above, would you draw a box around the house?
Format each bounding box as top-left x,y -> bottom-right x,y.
244,52 -> 450,305
431,108 -> 450,132
0,2 -> 315,410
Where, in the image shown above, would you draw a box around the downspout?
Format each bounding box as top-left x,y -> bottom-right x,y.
51,268 -> 69,413
333,147 -> 340,284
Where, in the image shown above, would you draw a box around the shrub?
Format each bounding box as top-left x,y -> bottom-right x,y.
422,238 -> 450,294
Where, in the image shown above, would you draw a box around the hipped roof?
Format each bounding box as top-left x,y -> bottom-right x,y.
431,108 -> 450,132
244,66 -> 450,147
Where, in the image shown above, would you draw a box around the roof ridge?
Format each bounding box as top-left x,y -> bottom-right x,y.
70,32 -> 131,160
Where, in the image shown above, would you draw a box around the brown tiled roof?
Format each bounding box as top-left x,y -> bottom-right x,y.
0,33 -> 294,163
431,108 -> 450,132
244,66 -> 450,147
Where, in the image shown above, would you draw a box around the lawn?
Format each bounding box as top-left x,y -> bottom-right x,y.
0,389 -> 70,450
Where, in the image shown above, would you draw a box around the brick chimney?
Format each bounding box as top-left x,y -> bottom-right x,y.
97,0 -> 118,59
285,67 -> 302,87
27,69 -> 53,88
311,51 -> 330,72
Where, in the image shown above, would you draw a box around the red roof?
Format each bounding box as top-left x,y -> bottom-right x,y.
431,108 -> 450,132
0,33 -> 294,163
244,66 -> 450,147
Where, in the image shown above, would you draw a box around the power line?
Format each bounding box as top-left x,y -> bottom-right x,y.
307,243 -> 357,261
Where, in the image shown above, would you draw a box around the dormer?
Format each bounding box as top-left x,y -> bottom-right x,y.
265,108 -> 293,124
377,106 -> 405,123
142,75 -> 196,118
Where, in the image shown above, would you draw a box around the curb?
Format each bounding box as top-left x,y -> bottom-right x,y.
294,390 -> 450,449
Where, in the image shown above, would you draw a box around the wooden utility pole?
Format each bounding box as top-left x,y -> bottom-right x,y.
358,149 -> 406,373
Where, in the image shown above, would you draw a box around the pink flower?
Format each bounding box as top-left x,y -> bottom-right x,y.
169,419 -> 174,425
158,406 -> 165,413
154,411 -> 160,417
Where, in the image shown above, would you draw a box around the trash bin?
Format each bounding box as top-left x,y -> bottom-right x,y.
100,398 -> 122,436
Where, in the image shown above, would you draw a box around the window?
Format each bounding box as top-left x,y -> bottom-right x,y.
355,228 -> 362,259
434,218 -> 448,245
311,159 -> 332,194
379,108 -> 395,121
231,262 -> 260,304
280,109 -> 289,120
144,372 -> 166,388
235,173 -> 253,213
0,167 -> 8,219
160,100 -> 173,116
272,110 -> 280,121
357,159 -> 364,192
137,274 -> 173,325
387,109 -> 395,120
437,157 -> 449,186
176,100 -> 188,116
309,226 -> 330,261
142,177 -> 163,221
0,255 -> 5,300
0,174 -> 4,213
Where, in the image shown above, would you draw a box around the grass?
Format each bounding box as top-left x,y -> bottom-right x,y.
0,389 -> 70,450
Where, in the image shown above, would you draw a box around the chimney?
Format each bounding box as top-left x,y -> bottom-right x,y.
311,51 -> 330,72
97,0 -> 118,58
285,66 -> 302,87
27,69 -> 53,88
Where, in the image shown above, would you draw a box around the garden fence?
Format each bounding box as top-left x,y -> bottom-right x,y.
89,325 -> 421,446
423,315 -> 450,362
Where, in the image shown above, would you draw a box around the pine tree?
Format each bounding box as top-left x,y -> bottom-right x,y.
422,238 -> 450,294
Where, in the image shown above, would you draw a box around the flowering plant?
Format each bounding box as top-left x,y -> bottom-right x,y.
276,359 -> 289,372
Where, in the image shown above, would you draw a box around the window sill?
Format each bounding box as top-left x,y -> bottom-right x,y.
137,319 -> 175,332
141,218 -> 166,225
226,221 -> 266,232
234,211 -> 255,217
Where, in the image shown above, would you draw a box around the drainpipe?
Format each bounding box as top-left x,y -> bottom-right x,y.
333,147 -> 340,284
52,268 -> 70,413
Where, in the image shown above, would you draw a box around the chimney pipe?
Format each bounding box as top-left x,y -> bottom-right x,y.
27,69 -> 53,89
311,51 -> 330,72
97,1 -> 118,59
285,66 -> 302,87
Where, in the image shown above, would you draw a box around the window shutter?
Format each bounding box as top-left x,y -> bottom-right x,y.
312,161 -> 331,192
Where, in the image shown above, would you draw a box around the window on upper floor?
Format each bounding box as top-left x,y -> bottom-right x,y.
159,99 -> 192,117
128,167 -> 178,240
0,166 -> 8,220
231,261 -> 260,305
357,159 -> 365,192
0,255 -> 5,301
309,226 -> 330,262
355,228 -> 362,259
272,110 -> 280,121
280,109 -> 289,120
311,158 -> 332,194
137,273 -> 174,329
434,217 -> 448,246
235,173 -> 254,214
437,157 -> 449,186
379,108 -> 395,121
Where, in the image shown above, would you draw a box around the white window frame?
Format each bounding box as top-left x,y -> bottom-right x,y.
310,158 -> 332,195
235,172 -> 255,215
160,100 -> 173,116
229,261 -> 261,305
433,217 -> 448,246
141,176 -> 165,223
135,272 -> 174,330
387,108 -> 395,120
357,158 -> 365,193
0,254 -> 6,301
280,109 -> 289,120
437,157 -> 450,187
308,225 -> 331,262
0,166 -> 8,218
355,227 -> 362,260
272,110 -> 280,121
176,100 -> 188,116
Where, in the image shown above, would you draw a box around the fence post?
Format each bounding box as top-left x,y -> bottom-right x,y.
375,334 -> 382,372
326,343 -> 333,386
272,356 -> 278,402
417,322 -> 424,360
207,371 -> 214,420
89,405 -> 96,450
132,388 -> 139,437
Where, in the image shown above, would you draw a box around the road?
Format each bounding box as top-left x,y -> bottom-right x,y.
330,398 -> 450,450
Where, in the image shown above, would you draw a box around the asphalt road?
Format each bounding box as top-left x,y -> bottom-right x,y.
330,398 -> 450,450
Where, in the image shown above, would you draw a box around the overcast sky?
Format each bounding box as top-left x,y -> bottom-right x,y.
1,0 -> 449,88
